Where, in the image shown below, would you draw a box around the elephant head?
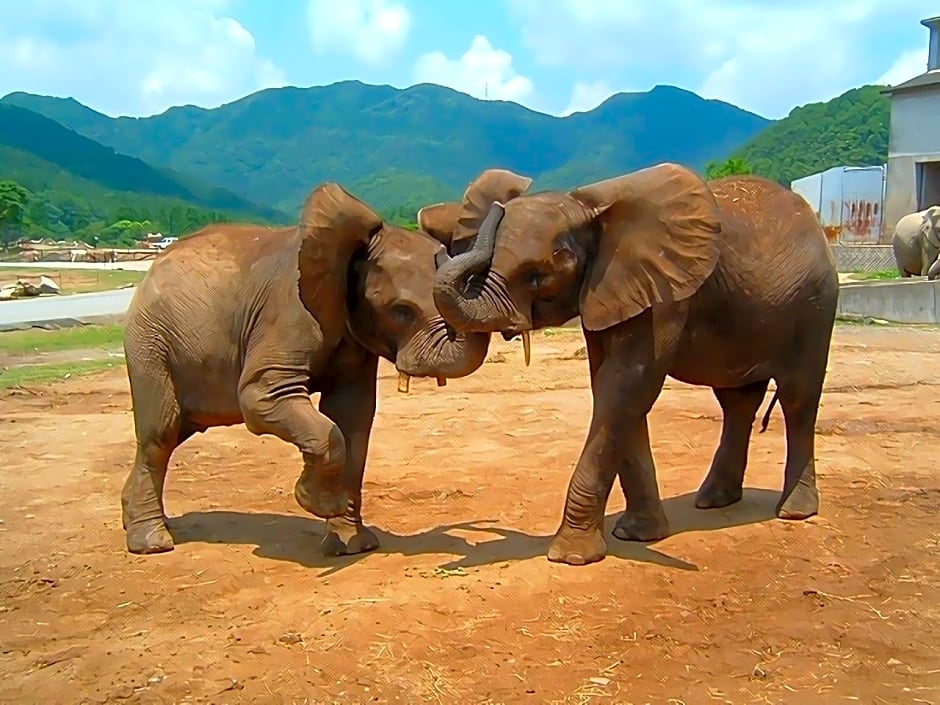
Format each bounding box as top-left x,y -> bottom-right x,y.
432,163 -> 723,348
296,183 -> 492,392
923,205 -> 940,280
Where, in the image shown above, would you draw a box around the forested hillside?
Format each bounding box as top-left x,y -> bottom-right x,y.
731,85 -> 890,185
2,81 -> 771,215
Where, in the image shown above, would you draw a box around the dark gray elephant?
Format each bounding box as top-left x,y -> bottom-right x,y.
892,205 -> 940,278
430,164 -> 840,565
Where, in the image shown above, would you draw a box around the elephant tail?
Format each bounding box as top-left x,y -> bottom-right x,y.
759,387 -> 779,433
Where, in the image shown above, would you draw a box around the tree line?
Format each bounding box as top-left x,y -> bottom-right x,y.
1,160 -> 756,249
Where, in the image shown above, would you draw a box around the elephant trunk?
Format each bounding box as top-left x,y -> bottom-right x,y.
395,323 -> 491,381
432,202 -> 514,332
928,255 -> 940,281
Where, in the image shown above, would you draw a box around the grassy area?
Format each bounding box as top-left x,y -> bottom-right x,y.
0,324 -> 125,357
853,269 -> 901,281
0,268 -> 145,294
0,359 -> 121,390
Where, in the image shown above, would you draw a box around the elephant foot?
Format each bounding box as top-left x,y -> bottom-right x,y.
125,519 -> 175,555
546,524 -> 607,566
694,480 -> 743,510
612,507 -> 670,542
776,480 -> 819,520
321,517 -> 380,557
294,472 -> 347,520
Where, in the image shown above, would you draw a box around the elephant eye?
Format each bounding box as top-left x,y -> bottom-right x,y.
528,269 -> 551,290
391,303 -> 415,323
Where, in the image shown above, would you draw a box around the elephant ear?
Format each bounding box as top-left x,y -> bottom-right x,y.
452,168 -> 534,254
571,162 -> 723,332
925,206 -> 940,248
297,182 -> 384,325
417,201 -> 461,251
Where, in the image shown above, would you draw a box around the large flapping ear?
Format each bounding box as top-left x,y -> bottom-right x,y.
571,163 -> 723,332
925,206 -> 940,247
451,168 -> 534,253
417,201 -> 461,250
297,182 -> 384,322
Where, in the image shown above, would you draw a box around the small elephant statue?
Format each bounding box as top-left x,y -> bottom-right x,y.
120,181 -> 529,559
892,205 -> 940,279
430,164 -> 840,565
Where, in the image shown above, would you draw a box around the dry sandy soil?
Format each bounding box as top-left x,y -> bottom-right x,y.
1,325 -> 938,704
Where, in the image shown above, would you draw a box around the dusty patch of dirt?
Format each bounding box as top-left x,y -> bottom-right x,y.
0,325 -> 938,704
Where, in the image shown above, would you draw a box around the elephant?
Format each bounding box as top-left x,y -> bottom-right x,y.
120,180 -> 526,558
430,164 -> 840,565
892,205 -> 940,279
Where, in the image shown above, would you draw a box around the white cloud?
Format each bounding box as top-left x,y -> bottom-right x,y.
561,81 -> 613,116
307,0 -> 411,65
877,48 -> 929,86
414,35 -> 534,103
0,0 -> 286,117
509,0 -> 935,119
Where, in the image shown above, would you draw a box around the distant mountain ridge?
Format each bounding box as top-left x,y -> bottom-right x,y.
1,80 -> 773,215
0,103 -> 285,221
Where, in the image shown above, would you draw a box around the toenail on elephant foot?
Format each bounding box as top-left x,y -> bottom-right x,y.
612,510 -> 670,542
294,476 -> 347,519
321,519 -> 380,557
694,482 -> 744,510
776,481 -> 819,520
125,520 -> 175,555
546,526 -> 607,566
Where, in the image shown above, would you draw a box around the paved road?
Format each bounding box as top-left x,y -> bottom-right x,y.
0,287 -> 137,330
0,260 -> 153,272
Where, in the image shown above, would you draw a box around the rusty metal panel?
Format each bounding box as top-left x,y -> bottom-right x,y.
804,165 -> 885,245
839,166 -> 885,244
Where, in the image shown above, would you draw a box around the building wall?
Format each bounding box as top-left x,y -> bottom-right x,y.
884,88 -> 940,234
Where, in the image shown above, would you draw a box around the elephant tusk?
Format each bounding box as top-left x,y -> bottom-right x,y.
397,371 -> 411,394
522,330 -> 531,367
436,375 -> 447,387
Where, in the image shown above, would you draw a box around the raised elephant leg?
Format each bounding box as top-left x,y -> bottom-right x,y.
122,367 -> 191,554
239,369 -> 347,520
695,380 -> 771,509
317,355 -> 380,557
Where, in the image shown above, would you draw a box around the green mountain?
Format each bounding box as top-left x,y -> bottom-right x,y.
730,85 -> 890,186
1,81 -> 772,215
0,103 -> 286,221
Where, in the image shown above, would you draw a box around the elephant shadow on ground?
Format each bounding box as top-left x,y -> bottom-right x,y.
168,487 -> 780,577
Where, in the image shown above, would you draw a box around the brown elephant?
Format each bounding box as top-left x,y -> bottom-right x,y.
120,181 -> 521,558
430,164 -> 840,565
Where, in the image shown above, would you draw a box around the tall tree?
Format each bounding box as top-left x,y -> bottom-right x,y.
0,180 -> 32,244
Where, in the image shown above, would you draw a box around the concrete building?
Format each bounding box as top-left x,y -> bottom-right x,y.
882,15 -> 940,236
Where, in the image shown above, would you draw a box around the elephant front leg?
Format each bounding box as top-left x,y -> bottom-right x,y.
610,417 -> 671,542
547,425 -> 620,566
239,375 -> 348,519
317,357 -> 380,557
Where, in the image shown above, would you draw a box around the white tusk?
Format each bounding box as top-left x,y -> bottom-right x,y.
522,330 -> 531,367
397,371 -> 411,394
436,376 -> 447,387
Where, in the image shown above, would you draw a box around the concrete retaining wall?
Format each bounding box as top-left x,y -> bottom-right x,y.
837,278 -> 940,324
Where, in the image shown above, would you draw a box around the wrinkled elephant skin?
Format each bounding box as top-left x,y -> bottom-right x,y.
892,206 -> 940,278
431,165 -> 840,565
121,183 -> 494,558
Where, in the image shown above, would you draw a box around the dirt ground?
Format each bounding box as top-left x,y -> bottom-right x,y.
1,324 -> 938,705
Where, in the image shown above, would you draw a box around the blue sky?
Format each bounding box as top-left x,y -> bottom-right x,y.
0,0 -> 937,120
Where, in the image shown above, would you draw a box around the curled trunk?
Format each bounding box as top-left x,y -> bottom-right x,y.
433,202 -> 512,332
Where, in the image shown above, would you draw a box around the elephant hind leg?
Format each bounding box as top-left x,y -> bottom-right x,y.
122,365 -> 186,555
695,379 -> 771,510
774,363 -> 827,520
